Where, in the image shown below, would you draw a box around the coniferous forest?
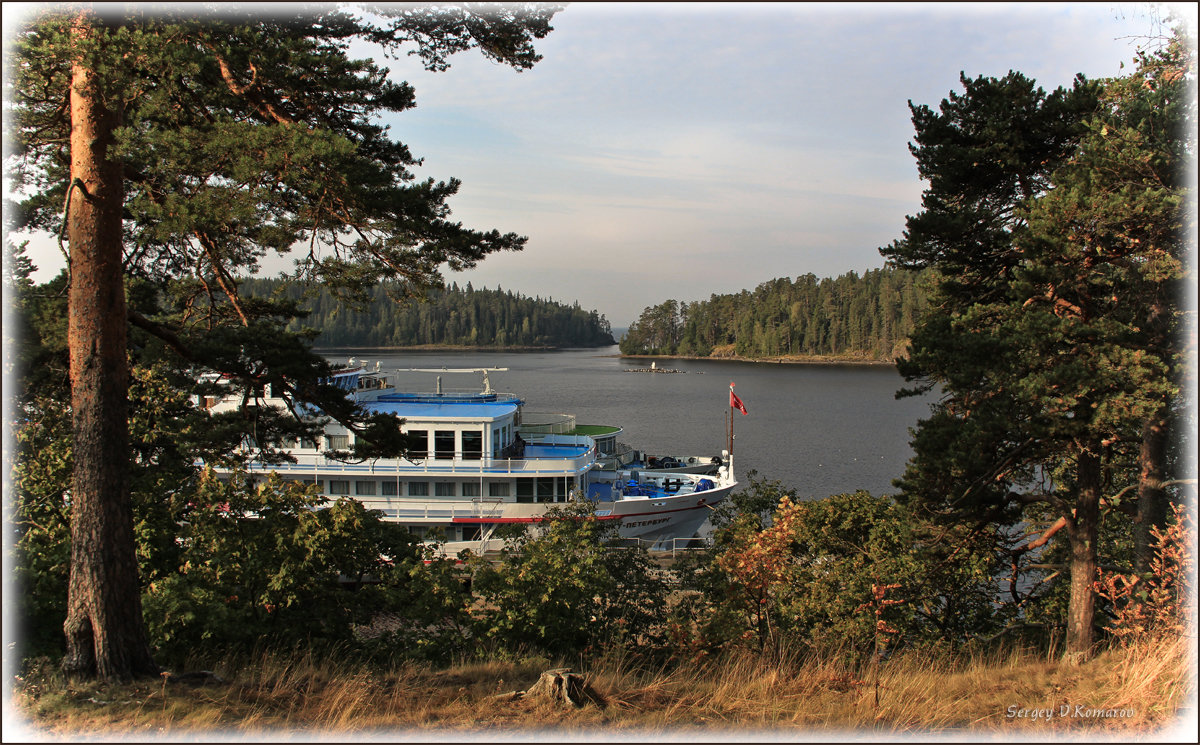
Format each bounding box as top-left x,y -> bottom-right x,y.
619,267 -> 933,360
240,277 -> 616,348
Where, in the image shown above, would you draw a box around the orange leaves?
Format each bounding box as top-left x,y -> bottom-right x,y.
864,583 -> 903,638
875,619 -> 899,635
716,496 -> 801,601
1094,503 -> 1194,642
713,496 -> 804,651
872,582 -> 901,601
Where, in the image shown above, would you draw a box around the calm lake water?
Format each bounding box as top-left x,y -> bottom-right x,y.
320,346 -> 937,500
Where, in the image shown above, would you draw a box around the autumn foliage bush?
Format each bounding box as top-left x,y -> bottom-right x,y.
674,480 -> 1003,664
1094,502 -> 1195,643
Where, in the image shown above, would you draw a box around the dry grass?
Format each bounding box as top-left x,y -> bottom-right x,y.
9,636 -> 1195,740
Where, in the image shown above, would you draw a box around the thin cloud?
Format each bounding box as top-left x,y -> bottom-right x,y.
9,2 -> 1179,329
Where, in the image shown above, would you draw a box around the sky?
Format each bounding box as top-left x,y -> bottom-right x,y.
6,2 -> 1196,328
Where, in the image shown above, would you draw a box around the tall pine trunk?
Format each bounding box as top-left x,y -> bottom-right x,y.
1064,448 -> 1101,661
1134,413 -> 1170,574
61,13 -> 158,682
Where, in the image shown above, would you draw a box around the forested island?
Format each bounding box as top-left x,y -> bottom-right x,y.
241,267 -> 928,359
240,277 -> 616,348
619,267 -> 932,361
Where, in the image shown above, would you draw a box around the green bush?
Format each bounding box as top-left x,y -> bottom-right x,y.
470,500 -> 669,658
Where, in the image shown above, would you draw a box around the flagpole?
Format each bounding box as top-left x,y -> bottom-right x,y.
728,382 -> 735,456
726,401 -> 732,455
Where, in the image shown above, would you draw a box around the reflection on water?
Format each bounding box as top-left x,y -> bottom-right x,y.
321,346 -> 936,500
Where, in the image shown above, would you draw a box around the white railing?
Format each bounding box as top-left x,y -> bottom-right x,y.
525,433 -> 597,448
611,535 -> 710,556
239,455 -> 592,477
230,442 -> 595,477
517,412 -> 576,435
368,387 -> 523,403
375,498 -> 508,521
595,443 -> 638,470
476,536 -> 710,559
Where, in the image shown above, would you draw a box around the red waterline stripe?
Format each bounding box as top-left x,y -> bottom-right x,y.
450,501 -> 711,524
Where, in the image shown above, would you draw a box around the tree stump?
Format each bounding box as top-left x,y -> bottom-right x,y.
496,668 -> 605,708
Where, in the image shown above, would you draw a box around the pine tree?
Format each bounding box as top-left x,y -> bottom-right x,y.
8,4 -> 557,681
881,34 -> 1193,659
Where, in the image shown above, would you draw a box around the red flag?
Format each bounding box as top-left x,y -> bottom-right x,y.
730,384 -> 748,415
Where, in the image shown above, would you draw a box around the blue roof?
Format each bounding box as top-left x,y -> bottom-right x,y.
364,399 -> 520,420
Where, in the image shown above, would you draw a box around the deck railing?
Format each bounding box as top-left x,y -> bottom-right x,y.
517,412 -> 576,435
371,497 -> 509,521
608,535 -> 710,556
226,435 -> 596,478
238,453 -> 593,477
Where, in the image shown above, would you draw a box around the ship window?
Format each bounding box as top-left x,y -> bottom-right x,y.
406,430 -> 428,459
536,477 -> 555,503
435,482 -> 456,497
355,481 -> 375,496
408,481 -> 429,497
489,482 -> 510,498
329,480 -> 350,495
301,478 -> 324,490
493,429 -> 502,456
462,482 -> 481,497
462,431 -> 483,460
462,525 -> 481,541
326,434 -> 349,451
300,437 -> 318,450
516,479 -> 534,503
434,430 -> 456,460
381,481 -> 398,496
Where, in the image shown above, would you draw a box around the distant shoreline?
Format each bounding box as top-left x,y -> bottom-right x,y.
318,344 -> 579,353
317,344 -> 897,367
616,353 -> 897,367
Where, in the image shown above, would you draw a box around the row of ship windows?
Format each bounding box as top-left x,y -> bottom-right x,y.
398,524 -> 490,542
280,429 -> 495,460
294,476 -> 576,502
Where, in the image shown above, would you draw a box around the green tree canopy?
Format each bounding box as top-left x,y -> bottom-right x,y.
470,501 -> 669,658
619,267 -> 933,361
240,277 -> 615,348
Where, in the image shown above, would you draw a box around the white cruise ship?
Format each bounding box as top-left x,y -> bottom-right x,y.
201,364 -> 736,554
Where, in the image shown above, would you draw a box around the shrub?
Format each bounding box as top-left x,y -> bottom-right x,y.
470,500 -> 669,658
1095,502 -> 1195,643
